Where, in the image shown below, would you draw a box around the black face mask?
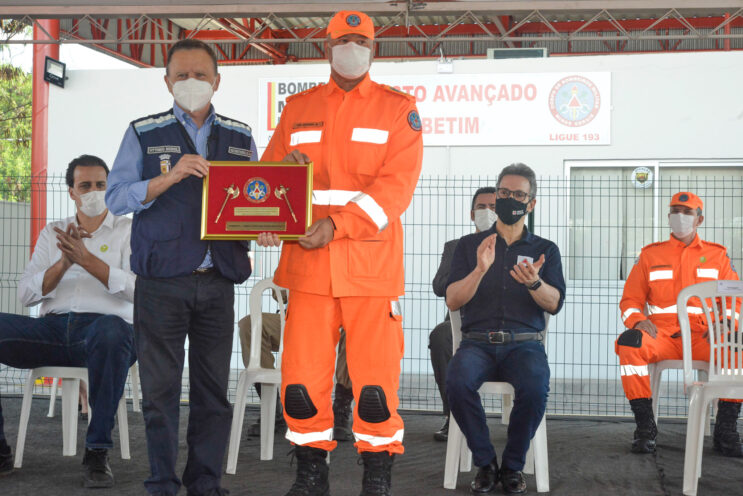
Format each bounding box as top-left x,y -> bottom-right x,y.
495,197 -> 528,225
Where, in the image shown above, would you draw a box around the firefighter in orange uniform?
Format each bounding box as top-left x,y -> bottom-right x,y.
257,10 -> 423,496
616,192 -> 742,456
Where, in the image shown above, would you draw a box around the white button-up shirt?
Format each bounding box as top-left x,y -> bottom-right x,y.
17,212 -> 135,323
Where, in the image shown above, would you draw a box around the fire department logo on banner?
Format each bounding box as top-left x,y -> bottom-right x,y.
630,166 -> 654,189
244,177 -> 270,203
549,75 -> 601,127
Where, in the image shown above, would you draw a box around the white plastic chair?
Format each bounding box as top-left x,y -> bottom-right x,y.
681,280 -> 743,495
14,366 -> 130,468
648,360 -> 711,435
47,363 -> 141,417
226,277 -> 286,474
444,310 -> 550,493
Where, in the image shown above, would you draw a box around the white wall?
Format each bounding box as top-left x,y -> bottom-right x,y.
49,50 -> 743,177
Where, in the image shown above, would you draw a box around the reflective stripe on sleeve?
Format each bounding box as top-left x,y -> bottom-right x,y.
646,304 -> 704,315
351,128 -> 389,144
285,427 -> 334,445
353,428 -> 405,447
312,190 -> 358,206
351,193 -> 388,231
622,308 -> 643,322
312,190 -> 389,231
620,365 -> 649,377
290,130 -> 322,146
649,270 -> 673,281
696,268 -> 719,279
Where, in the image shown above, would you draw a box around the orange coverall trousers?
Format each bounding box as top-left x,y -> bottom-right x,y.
281,290 -> 405,454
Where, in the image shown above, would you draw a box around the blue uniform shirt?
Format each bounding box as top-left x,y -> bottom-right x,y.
446,223 -> 566,333
106,103 -> 258,269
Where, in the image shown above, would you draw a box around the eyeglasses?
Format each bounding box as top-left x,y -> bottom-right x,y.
496,188 -> 530,202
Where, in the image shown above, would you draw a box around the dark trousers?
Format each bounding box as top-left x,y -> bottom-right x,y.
429,320 -> 453,416
135,272 -> 234,496
0,312 -> 135,449
447,339 -> 549,471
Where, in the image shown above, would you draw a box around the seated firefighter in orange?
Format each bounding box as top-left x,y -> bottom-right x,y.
616,191 -> 742,456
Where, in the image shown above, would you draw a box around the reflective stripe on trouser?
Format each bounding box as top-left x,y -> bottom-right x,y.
614,330 -> 710,400
281,290 -> 405,454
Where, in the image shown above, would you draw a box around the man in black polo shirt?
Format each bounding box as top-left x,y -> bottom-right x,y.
445,163 -> 565,495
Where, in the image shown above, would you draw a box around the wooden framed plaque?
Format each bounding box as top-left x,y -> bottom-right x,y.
200,161 -> 313,240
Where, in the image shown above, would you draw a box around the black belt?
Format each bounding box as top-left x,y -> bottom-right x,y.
462,330 -> 544,344
192,267 -> 215,275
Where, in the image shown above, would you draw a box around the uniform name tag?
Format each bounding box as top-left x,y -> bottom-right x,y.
228,146 -> 252,158
147,145 -> 181,154
517,255 -> 534,266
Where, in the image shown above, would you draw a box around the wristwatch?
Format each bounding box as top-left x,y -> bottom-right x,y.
526,278 -> 542,291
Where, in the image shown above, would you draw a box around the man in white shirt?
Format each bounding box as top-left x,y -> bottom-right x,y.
0,155 -> 136,488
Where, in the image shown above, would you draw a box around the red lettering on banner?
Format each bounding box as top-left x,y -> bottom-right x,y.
525,84 -> 537,100
549,133 -> 580,141
422,117 -> 480,134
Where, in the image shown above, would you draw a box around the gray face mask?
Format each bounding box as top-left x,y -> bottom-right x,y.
473,208 -> 497,232
669,212 -> 695,238
78,190 -> 107,217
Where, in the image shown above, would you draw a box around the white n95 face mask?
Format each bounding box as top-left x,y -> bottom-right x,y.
331,43 -> 371,79
79,190 -> 107,217
669,212 -> 696,238
172,78 -> 214,113
473,208 -> 497,232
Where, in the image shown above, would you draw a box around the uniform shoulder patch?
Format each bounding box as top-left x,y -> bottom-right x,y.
407,110 -> 422,131
382,84 -> 416,102
286,84 -> 325,103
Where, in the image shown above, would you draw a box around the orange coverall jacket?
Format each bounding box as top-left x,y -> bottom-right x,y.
620,234 -> 739,335
262,75 -> 424,297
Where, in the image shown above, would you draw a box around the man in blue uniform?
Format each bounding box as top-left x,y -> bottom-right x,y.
106,39 -> 256,496
446,163 -> 565,495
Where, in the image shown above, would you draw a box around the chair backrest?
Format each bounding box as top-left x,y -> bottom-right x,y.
450,309 -> 551,354
678,280 -> 743,388
247,277 -> 287,370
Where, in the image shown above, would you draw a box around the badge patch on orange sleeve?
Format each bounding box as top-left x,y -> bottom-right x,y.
407,110 -> 421,131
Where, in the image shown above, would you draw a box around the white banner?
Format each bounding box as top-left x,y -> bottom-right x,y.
258,72 -> 610,147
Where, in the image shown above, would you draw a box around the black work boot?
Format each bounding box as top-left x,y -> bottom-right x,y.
470,456 -> 498,494
714,400 -> 743,457
81,448 -> 114,488
333,384 -> 354,442
285,446 -> 330,496
359,451 -> 394,496
629,398 -> 657,454
0,440 -> 12,477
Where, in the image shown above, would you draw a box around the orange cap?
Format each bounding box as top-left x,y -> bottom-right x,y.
670,192 -> 703,211
327,11 -> 375,40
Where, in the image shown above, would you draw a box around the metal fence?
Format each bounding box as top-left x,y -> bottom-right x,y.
1,173 -> 741,418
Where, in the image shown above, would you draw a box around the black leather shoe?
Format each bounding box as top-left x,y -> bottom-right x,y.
285,446 -> 330,496
470,458 -> 498,494
433,417 -> 449,442
0,443 -> 13,477
500,467 -> 526,494
82,448 -> 114,488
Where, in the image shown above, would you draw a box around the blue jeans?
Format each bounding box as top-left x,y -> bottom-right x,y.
135,272 -> 234,496
0,312 -> 136,449
447,339 -> 549,471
